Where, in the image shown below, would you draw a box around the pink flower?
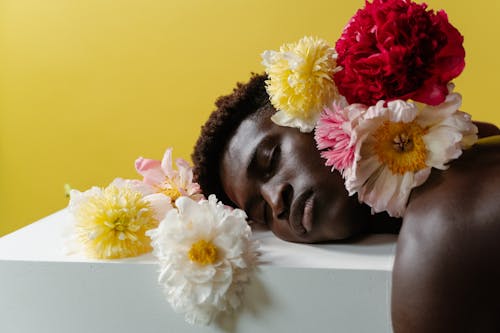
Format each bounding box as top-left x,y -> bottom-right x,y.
334,0 -> 465,106
135,148 -> 204,205
314,100 -> 364,176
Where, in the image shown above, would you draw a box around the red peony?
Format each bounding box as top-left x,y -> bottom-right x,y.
334,0 -> 465,106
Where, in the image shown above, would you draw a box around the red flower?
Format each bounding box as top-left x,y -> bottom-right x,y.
334,0 -> 465,106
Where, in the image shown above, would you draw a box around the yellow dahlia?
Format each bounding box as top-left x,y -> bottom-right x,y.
262,36 -> 340,132
69,178 -> 171,259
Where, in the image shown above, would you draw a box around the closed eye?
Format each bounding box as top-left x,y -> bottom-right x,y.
264,144 -> 281,179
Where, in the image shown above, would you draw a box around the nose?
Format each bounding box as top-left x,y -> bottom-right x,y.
261,180 -> 293,221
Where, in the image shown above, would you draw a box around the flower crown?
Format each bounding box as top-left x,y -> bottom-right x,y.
261,0 -> 477,217
64,0 -> 477,327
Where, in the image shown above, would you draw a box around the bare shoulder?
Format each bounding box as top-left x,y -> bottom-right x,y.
391,140 -> 500,332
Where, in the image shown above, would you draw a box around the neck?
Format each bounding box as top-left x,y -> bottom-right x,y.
364,210 -> 402,234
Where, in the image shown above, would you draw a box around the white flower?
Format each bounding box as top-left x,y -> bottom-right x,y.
345,91 -> 478,217
147,195 -> 259,325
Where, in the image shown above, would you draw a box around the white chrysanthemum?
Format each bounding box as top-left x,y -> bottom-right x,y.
345,91 -> 478,217
262,36 -> 340,132
147,195 -> 259,325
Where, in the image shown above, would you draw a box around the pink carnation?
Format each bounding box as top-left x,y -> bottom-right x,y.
334,0 -> 465,106
315,102 -> 360,175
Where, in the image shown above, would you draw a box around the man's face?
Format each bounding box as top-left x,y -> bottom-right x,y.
220,109 -> 369,243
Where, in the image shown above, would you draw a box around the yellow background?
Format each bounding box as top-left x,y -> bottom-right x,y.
1,0 -> 499,236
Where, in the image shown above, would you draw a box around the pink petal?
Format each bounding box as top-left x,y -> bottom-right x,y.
135,157 -> 165,186
161,148 -> 176,179
176,157 -> 193,188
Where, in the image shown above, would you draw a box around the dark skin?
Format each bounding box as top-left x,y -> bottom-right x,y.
220,108 -> 500,332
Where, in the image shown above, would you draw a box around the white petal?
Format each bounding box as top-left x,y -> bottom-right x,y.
386,100 -> 418,123
270,110 -> 317,133
261,50 -> 278,67
127,179 -> 156,195
364,100 -> 387,120
68,189 -> 85,212
161,148 -> 176,179
176,158 -> 194,188
143,193 -> 173,221
417,92 -> 462,128
361,167 -> 399,214
385,172 -> 417,217
346,154 -> 381,194
68,186 -> 101,212
283,51 -> 303,71
423,128 -> 462,169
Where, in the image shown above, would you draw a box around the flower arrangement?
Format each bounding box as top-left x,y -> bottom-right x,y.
263,0 -> 476,217
317,88 -> 477,217
65,0 -> 477,327
67,149 -> 259,325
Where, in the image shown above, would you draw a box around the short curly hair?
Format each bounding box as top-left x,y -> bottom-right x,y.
191,73 -> 273,206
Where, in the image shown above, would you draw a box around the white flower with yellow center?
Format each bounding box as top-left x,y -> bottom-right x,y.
68,178 -> 172,259
147,195 -> 259,325
345,91 -> 477,217
262,36 -> 340,132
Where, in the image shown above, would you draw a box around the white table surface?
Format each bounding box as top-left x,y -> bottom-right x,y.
0,209 -> 397,269
0,209 -> 398,333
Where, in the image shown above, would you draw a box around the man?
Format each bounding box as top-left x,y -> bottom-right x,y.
192,74 -> 500,332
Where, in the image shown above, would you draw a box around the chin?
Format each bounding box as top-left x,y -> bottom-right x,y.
314,197 -> 367,241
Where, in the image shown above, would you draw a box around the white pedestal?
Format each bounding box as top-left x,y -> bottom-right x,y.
0,210 -> 397,333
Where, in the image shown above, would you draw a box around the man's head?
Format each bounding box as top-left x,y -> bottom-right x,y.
192,74 -> 369,243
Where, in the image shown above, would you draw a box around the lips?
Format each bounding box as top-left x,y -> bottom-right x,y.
290,190 -> 314,235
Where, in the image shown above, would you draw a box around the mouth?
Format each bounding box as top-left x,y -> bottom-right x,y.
290,190 -> 315,235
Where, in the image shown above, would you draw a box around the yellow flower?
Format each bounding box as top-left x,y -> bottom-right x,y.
69,179 -> 164,259
262,36 -> 339,132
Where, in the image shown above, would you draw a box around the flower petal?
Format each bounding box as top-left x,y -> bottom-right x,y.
135,157 -> 165,186
143,193 -> 173,221
271,110 -> 317,133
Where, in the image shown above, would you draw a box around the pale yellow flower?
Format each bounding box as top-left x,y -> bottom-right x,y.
69,178 -> 170,259
262,36 -> 339,132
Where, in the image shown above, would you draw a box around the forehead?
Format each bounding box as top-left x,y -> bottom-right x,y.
220,113 -> 272,206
